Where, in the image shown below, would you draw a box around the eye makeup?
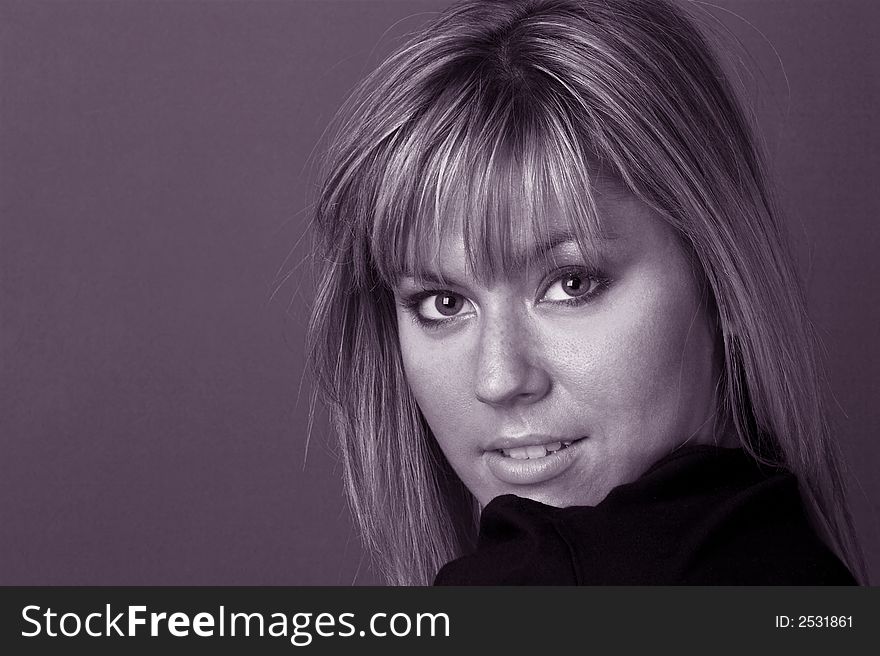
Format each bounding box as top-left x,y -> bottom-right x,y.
396,264 -> 613,330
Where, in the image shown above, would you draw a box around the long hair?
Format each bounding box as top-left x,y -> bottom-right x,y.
306,0 -> 866,585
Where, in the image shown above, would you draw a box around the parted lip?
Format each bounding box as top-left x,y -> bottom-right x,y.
485,435 -> 585,451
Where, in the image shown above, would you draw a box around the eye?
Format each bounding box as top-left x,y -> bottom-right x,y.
540,269 -> 606,303
416,292 -> 475,321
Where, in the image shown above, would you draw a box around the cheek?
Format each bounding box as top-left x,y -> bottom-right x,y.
556,274 -> 715,431
396,318 -> 474,451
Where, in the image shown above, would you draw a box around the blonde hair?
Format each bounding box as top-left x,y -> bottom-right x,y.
306,0 -> 866,585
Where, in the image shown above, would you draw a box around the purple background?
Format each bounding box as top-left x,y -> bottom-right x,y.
1,0 -> 877,585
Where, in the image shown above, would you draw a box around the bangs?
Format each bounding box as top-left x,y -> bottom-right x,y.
367,78 -> 612,288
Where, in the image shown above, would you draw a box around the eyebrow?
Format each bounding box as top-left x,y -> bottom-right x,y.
532,229 -> 586,256
398,228 -> 617,285
508,227 -> 617,271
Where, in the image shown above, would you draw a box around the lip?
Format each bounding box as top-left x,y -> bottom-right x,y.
485,436 -> 587,485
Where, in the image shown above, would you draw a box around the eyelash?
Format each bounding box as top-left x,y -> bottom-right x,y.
398,266 -> 612,330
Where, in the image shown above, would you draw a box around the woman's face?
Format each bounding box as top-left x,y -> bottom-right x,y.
393,182 -> 728,509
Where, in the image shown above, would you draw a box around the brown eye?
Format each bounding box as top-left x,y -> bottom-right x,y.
561,272 -> 587,296
435,293 -> 464,316
415,291 -> 475,323
540,269 -> 604,303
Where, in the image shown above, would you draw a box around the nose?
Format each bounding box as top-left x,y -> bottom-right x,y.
473,311 -> 551,408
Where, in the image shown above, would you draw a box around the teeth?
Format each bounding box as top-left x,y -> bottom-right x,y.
503,445 -> 537,459
526,445 -> 546,458
500,440 -> 574,459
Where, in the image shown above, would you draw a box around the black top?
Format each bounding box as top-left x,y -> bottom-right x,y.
434,445 -> 856,585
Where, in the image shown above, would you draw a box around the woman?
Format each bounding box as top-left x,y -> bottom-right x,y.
307,0 -> 865,585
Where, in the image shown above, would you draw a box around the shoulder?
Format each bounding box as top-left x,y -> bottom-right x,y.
434,445 -> 856,585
